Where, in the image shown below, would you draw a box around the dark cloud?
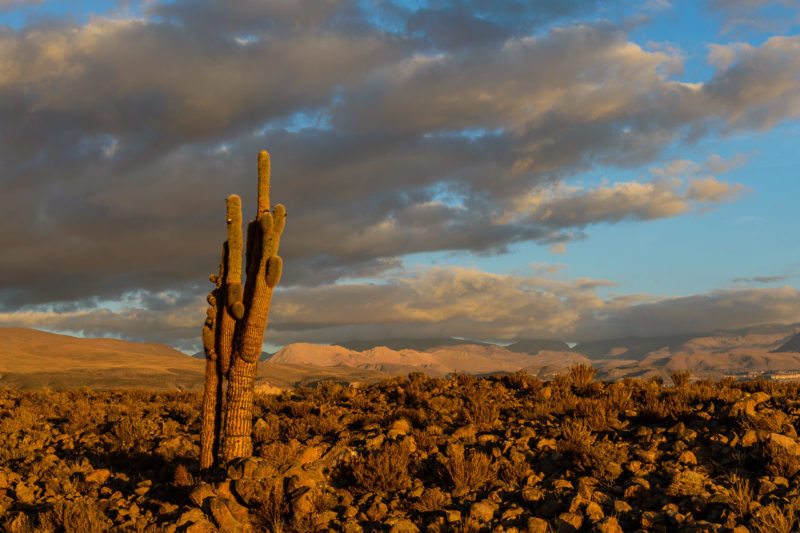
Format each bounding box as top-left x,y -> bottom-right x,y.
733,275 -> 789,283
577,286 -> 800,340
706,0 -> 800,33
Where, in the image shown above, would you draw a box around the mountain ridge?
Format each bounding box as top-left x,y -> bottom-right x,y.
4,324 -> 800,389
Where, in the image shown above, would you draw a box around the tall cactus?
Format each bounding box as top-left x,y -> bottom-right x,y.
200,150 -> 286,470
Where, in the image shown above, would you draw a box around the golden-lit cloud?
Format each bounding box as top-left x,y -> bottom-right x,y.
2,266 -> 798,350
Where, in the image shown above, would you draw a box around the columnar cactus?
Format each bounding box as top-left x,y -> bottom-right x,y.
200,150 -> 286,470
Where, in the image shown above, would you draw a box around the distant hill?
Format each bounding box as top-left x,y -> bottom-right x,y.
0,328 -> 390,390
773,333 -> 800,353
270,342 -> 582,376
337,337 -> 490,352
192,350 -> 274,361
572,334 -> 699,360
7,323 -> 800,389
0,327 -> 204,390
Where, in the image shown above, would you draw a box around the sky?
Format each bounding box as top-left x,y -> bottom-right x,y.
0,0 -> 799,353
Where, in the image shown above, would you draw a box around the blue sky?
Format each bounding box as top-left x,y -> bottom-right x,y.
0,0 -> 799,351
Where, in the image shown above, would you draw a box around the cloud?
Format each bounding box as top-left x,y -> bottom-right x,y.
706,0 -> 800,33
0,1 -> 798,315
733,275 -> 789,283
503,175 -> 745,227
0,0 -> 43,9
0,266 -> 624,347
703,36 -> 800,131
579,286 -> 800,339
2,266 -> 798,351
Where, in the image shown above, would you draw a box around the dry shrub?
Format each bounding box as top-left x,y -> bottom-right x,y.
425,395 -> 460,418
347,390 -> 372,412
740,411 -> 787,433
666,470 -> 707,497
41,498 -> 110,533
110,416 -> 157,453
286,401 -> 315,418
504,370 -> 539,391
568,363 -> 596,393
393,407 -> 429,428
403,386 -> 428,408
463,385 -> 499,431
281,418 -> 313,441
520,401 -> 553,421
2,513 -> 36,533
253,414 -> 281,444
452,518 -> 483,533
726,473 -> 754,521
254,481 -> 288,533
557,419 -> 596,463
441,443 -> 497,494
165,398 -> 198,425
671,370 -> 693,388
412,428 -> 439,453
606,381 -> 633,413
499,455 -> 530,486
413,487 -> 450,512
575,398 -> 615,432
308,412 -> 345,437
455,374 -> 477,388
0,403 -> 39,435
349,441 -> 413,495
313,380 -> 346,403
641,391 -> 689,421
740,379 -> 780,396
688,378 -> 717,402
752,501 -> 800,533
551,373 -> 572,396
587,438 -> 627,481
259,441 -> 301,469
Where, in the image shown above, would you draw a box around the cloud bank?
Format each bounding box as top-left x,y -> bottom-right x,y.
0,0 -> 798,347
3,266 -> 798,350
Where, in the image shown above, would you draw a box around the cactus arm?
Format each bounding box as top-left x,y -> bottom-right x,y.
200,251 -> 226,471
217,196 -> 244,377
257,150 -> 271,218
240,205 -> 284,362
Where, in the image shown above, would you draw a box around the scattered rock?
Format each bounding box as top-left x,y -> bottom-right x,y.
527,517 -> 549,533
85,469 -> 112,484
469,500 -> 497,522
594,516 -> 624,533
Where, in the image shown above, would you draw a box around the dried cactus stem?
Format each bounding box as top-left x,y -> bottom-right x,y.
200,355 -> 219,470
200,256 -> 225,471
221,358 -> 258,460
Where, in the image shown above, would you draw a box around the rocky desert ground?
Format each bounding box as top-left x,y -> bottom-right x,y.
3,367 -> 800,532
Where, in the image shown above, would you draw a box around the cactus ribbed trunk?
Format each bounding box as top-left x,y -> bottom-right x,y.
221,359 -> 257,459
200,150 -> 285,471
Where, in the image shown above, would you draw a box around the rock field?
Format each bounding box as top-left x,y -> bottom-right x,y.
2,367 -> 800,532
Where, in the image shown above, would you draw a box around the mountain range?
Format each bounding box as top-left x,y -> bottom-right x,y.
2,323 -> 800,390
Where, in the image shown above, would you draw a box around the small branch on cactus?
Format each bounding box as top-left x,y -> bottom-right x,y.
200,150 -> 286,471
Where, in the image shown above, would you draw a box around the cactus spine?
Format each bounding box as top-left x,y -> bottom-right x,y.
200,150 -> 286,470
